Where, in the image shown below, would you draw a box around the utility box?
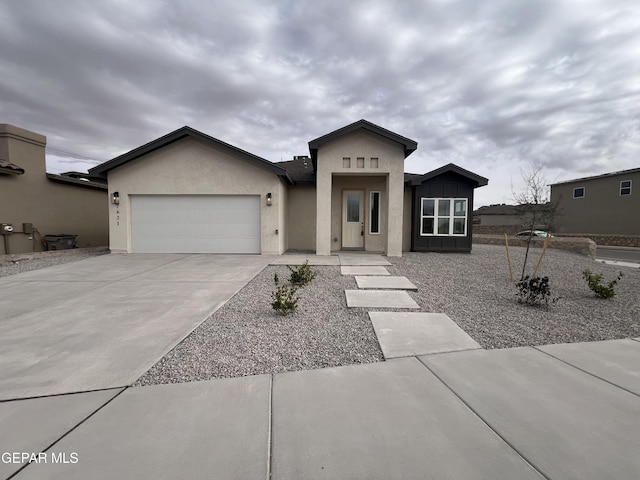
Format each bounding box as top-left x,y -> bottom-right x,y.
45,234 -> 77,250
1,223 -> 14,234
23,223 -> 33,234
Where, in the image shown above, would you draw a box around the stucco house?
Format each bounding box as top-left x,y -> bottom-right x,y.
90,120 -> 487,255
550,167 -> 639,236
0,124 -> 109,255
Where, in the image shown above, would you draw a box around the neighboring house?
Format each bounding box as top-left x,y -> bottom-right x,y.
89,120 -> 488,255
0,124 -> 109,255
473,203 -> 554,234
550,167 -> 640,236
474,204 -> 522,227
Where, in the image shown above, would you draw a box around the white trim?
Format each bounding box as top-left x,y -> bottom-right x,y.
420,198 -> 467,237
620,180 -> 632,196
369,191 -> 381,235
573,186 -> 585,198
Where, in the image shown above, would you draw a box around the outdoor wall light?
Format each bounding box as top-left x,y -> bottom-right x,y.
111,192 -> 120,205
266,192 -> 272,206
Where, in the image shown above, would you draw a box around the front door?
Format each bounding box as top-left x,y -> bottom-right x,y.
342,190 -> 364,249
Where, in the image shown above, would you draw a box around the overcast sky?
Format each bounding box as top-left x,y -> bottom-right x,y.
2,0 -> 639,207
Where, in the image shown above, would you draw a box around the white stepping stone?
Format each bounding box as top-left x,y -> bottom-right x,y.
341,266 -> 390,276
355,276 -> 416,290
369,312 -> 481,358
270,255 -> 339,265
345,290 -> 419,309
338,254 -> 391,266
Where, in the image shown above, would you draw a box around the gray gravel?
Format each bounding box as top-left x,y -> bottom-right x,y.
135,265 -> 383,386
0,249 -> 109,277
137,244 -> 640,386
387,244 -> 640,349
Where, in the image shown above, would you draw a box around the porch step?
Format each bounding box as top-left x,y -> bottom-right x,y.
345,290 -> 419,309
355,276 -> 416,291
270,255 -> 340,266
341,266 -> 390,276
369,312 -> 482,359
338,254 -> 391,266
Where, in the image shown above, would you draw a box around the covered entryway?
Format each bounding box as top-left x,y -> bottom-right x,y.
342,190 -> 364,249
131,195 -> 261,253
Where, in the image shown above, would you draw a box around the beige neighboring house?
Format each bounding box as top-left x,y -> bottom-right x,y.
0,124 -> 109,255
550,167 -> 639,235
90,120 -> 487,255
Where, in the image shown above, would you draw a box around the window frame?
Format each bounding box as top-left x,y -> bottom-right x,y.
369,191 -> 380,235
573,187 -> 585,199
420,198 -> 468,237
620,180 -> 632,196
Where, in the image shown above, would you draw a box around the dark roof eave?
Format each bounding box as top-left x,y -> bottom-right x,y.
89,126 -> 289,180
411,163 -> 488,187
308,119 -> 418,167
0,167 -> 24,176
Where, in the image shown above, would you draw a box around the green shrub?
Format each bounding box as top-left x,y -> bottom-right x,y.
288,260 -> 317,287
516,275 -> 558,307
582,269 -> 623,299
271,273 -> 299,315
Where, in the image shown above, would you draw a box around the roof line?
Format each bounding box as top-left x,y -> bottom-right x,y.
89,126 -> 292,184
549,166 -> 640,185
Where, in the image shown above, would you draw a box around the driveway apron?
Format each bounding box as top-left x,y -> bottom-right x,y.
0,254 -> 272,400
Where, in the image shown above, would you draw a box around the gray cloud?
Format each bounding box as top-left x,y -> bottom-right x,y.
1,0 -> 639,206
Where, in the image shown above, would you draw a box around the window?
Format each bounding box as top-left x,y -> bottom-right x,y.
573,187 -> 585,198
370,191 -> 380,234
370,157 -> 379,168
357,157 -> 365,168
420,198 -> 467,236
620,180 -> 632,196
343,157 -> 351,168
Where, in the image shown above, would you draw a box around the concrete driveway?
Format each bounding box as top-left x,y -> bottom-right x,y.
0,254 -> 272,400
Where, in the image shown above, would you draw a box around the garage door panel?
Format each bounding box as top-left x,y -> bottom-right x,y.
131,195 -> 261,253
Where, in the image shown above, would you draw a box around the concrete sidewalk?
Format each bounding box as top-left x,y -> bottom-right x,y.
5,339 -> 639,479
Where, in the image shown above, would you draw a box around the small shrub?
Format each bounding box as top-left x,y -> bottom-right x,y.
288,260 -> 317,287
582,269 -> 623,299
271,273 -> 299,315
516,275 -> 558,307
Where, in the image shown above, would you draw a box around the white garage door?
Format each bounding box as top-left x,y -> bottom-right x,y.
131,195 -> 261,253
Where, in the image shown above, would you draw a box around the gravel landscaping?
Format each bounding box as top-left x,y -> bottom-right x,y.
387,244 -> 640,349
137,244 -> 639,386
0,248 -> 109,277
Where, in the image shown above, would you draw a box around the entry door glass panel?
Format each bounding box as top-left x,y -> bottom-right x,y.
346,192 -> 361,222
343,190 -> 364,248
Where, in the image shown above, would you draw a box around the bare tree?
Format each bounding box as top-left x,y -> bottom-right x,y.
512,163 -> 559,281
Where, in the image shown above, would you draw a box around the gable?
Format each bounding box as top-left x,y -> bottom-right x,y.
90,126 -> 292,184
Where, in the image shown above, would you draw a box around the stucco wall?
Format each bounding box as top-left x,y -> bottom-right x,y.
107,137 -> 285,254
551,172 -> 640,235
0,124 -> 108,255
315,130 -> 406,256
287,186 -> 316,251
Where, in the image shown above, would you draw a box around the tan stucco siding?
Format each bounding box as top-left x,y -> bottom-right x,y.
0,124 -> 108,255
107,137 -> 284,254
551,172 -> 640,235
315,131 -> 406,256
287,186 -> 316,251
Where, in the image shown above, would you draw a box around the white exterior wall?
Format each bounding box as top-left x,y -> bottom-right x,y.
315,131 -> 406,256
107,137 -> 285,254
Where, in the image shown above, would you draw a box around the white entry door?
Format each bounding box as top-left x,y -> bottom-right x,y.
342,190 -> 364,249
